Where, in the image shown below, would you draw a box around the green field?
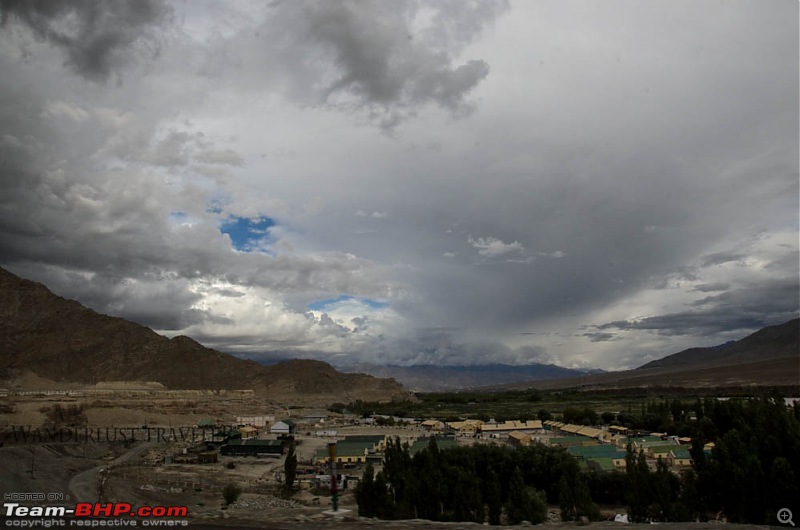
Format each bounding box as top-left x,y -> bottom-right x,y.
345,385 -> 798,425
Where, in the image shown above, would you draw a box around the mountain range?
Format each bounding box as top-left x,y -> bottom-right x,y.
514,318 -> 799,391
340,362 -> 605,392
638,320 -> 798,370
0,267 -> 409,403
1,265 -> 796,397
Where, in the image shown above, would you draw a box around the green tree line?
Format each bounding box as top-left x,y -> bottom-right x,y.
356,437 -> 597,524
355,395 -> 800,525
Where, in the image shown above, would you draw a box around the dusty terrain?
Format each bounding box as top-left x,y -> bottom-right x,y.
0,390 -> 411,525
1,437 -> 769,529
1,391 -> 782,530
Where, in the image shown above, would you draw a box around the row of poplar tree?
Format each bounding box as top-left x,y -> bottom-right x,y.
354,395 -> 800,525
355,435 -> 603,524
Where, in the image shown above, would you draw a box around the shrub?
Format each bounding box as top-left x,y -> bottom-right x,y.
222,483 -> 242,505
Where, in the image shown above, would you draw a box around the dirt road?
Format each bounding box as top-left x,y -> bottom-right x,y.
68,441 -> 155,502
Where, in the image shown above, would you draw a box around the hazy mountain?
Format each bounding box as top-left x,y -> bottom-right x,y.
341,362 -> 605,392
496,318 -> 799,391
0,267 -> 409,403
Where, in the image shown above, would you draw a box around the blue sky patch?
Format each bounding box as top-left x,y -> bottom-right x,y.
308,295 -> 388,311
169,211 -> 188,224
220,215 -> 275,251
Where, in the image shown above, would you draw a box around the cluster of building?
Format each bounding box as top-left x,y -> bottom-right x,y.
413,418 -> 698,473
184,412 -> 703,478
170,416 -> 302,460
544,422 -> 695,472
313,435 -> 387,466
305,433 -> 462,491
418,418 -> 545,438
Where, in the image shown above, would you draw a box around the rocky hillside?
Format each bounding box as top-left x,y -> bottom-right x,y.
0,267 -> 408,402
638,318 -> 799,370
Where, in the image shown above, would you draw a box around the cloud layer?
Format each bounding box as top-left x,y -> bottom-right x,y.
0,1 -> 797,370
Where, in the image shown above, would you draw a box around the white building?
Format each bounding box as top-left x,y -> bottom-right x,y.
270,420 -> 297,435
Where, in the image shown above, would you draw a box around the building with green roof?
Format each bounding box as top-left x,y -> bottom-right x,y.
567,444 -> 627,472
670,448 -> 693,467
314,439 -> 376,464
410,435 -> 458,455
221,439 -> 285,456
342,434 -> 386,451
550,436 -> 600,448
567,444 -> 626,458
586,458 -> 617,472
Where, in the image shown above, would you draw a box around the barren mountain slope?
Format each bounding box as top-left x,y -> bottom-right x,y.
0,267 -> 408,402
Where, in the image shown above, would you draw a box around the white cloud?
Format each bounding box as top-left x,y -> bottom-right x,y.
468,235 -> 524,258
41,101 -> 91,122
356,210 -> 388,218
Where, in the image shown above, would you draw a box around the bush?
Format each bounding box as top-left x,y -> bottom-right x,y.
222,483 -> 242,505
43,404 -> 88,429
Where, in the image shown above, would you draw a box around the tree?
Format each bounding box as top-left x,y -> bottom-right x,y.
769,456 -> 799,521
562,406 -> 581,424
560,474 -> 599,522
327,402 -> 346,414
375,415 -> 396,426
353,439 -> 608,525
625,445 -> 652,522
373,470 -> 392,518
677,469 -> 705,522
582,407 -> 598,426
43,404 -> 87,429
574,475 -> 601,521
484,468 -> 502,525
356,463 -> 377,517
507,467 -> 547,524
283,443 -> 297,495
559,476 -> 576,521
563,406 -> 598,425
412,444 -> 445,520
451,468 -> 485,523
601,411 -> 615,424
648,459 -> 679,521
222,483 -> 241,506
382,437 -> 413,517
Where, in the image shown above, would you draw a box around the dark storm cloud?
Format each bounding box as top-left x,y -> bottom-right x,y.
205,0 -> 506,129
0,0 -> 171,80
0,1 -> 797,369
583,332 -> 616,343
312,0 -> 505,114
691,282 -> 730,293
700,251 -> 747,268
0,64 -> 387,301
593,277 -> 799,337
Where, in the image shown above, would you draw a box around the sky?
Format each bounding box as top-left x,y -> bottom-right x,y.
0,0 -> 797,370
